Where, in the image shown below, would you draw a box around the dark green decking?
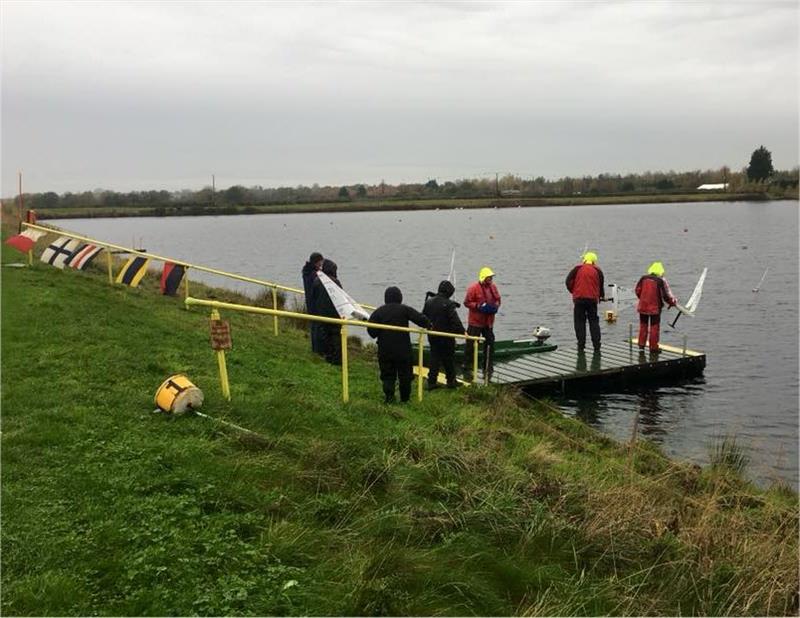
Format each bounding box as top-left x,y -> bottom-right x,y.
480,340 -> 706,395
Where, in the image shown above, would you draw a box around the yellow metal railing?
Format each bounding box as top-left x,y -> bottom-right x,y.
22,223 -> 377,322
184,297 -> 484,403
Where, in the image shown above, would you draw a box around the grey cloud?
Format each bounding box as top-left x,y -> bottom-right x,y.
2,1 -> 797,194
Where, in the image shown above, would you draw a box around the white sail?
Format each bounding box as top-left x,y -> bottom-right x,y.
673,267 -> 707,317
447,248 -> 456,286
753,268 -> 768,293
317,271 -> 371,321
608,283 -> 637,313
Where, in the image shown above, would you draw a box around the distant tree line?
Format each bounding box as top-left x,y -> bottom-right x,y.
10,148 -> 798,211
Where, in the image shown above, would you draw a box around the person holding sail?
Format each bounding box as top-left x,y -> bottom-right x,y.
463,266 -> 501,381
635,261 -> 677,353
301,251 -> 325,355
311,259 -> 344,365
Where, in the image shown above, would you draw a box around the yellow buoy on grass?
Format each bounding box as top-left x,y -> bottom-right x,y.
154,374 -> 204,414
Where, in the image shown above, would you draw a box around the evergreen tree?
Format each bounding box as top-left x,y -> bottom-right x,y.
747,146 -> 774,181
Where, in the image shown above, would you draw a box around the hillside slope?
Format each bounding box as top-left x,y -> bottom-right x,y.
1,239 -> 797,616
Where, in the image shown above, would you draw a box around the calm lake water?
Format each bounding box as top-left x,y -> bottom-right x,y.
53,200 -> 799,487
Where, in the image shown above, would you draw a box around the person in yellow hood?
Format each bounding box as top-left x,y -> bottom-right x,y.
635,261 -> 677,353
565,251 -> 606,352
462,266 -> 501,381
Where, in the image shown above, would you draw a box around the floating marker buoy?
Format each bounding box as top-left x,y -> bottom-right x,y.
154,374 -> 204,414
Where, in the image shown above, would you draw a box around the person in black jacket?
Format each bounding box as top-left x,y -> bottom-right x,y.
422,280 -> 465,390
310,259 -> 342,365
367,286 -> 431,403
301,251 -> 324,355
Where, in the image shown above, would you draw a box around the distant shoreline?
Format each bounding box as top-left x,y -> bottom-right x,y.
37,191 -> 793,220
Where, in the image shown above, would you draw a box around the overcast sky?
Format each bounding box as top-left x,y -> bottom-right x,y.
2,1 -> 798,195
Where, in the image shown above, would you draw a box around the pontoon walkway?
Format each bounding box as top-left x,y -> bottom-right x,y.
482,340 -> 705,396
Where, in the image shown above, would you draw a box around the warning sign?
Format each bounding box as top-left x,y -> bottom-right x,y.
210,319 -> 232,351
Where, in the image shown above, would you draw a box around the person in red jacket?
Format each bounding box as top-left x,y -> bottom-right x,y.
462,266 -> 501,381
635,261 -> 678,353
565,251 -> 605,352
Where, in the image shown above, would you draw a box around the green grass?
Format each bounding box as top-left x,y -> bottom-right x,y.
2,230 -> 798,616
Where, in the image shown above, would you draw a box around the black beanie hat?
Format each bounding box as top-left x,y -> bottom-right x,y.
437,280 -> 455,298
385,286 -> 403,303
322,259 -> 337,278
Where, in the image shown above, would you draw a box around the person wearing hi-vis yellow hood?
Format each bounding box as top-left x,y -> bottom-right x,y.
635,261 -> 678,353
565,251 -> 606,352
463,266 -> 501,381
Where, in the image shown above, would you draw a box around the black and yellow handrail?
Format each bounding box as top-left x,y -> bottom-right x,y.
184,296 -> 485,403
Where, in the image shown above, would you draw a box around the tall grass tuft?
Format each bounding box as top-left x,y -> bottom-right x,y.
709,434 -> 750,476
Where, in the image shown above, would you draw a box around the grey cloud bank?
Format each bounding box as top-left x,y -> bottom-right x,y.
2,1 -> 797,194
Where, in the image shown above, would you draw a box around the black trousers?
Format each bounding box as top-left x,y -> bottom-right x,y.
310,322 -> 325,356
463,325 -> 495,376
379,356 -> 413,402
573,299 -> 601,350
428,337 -> 457,386
320,324 -> 342,365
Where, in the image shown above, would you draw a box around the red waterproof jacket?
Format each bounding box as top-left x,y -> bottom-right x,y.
565,264 -> 605,302
635,275 -> 677,315
464,281 -> 501,328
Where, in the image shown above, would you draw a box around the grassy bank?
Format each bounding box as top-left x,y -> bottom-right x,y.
33,191 -> 783,220
1,231 -> 798,616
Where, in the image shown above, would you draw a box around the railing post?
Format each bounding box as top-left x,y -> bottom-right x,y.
472,337 -> 479,384
417,332 -> 425,402
341,324 -> 349,403
210,309 -> 231,400
629,323 -> 633,351
27,249 -> 33,266
106,250 -> 114,284
272,287 -> 279,335
682,334 -> 688,357
184,268 -> 190,309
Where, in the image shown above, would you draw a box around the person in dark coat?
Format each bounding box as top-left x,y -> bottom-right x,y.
301,251 -> 324,355
423,280 -> 465,389
367,286 -> 431,403
311,259 -> 343,365
565,251 -> 606,352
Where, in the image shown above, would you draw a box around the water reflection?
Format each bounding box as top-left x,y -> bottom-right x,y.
575,350 -> 602,373
635,390 -> 667,439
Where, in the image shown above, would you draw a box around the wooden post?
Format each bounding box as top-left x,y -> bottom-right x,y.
27,250 -> 33,266
184,268 -> 190,309
210,309 -> 231,400
629,323 -> 633,351
682,334 -> 688,357
341,324 -> 349,402
417,332 -> 425,402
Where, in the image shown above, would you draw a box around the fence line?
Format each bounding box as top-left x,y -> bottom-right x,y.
184,297 -> 485,403
23,222 -> 376,338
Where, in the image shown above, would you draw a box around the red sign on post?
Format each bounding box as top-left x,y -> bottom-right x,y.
210,319 -> 232,351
